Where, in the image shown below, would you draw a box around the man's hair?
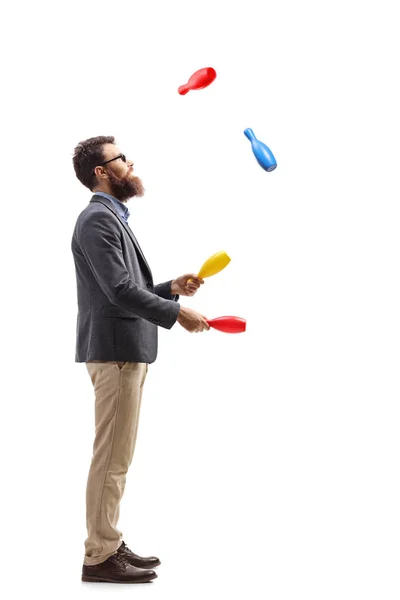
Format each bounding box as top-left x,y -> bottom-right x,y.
73,135 -> 115,190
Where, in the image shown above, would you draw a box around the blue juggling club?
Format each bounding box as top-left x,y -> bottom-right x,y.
244,128 -> 277,172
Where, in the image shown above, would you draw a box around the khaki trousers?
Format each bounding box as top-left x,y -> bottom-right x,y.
83,361 -> 148,566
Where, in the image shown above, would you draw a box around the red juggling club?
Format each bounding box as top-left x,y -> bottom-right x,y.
206,316 -> 246,334
178,67 -> 217,95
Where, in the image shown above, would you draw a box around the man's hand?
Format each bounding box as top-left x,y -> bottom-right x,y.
171,274 -> 204,297
177,306 -> 210,333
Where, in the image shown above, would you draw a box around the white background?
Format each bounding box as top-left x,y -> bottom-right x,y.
1,0 -> 399,598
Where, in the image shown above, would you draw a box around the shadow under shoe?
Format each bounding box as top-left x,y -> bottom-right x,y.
82,552 -> 157,583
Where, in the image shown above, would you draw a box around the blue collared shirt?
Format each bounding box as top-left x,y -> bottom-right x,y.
94,191 -> 130,222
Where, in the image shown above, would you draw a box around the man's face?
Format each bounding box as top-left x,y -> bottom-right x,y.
98,143 -> 145,201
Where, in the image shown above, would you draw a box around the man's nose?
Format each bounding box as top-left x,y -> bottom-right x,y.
127,159 -> 134,167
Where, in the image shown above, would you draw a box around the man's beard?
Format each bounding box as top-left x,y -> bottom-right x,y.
106,167 -> 145,202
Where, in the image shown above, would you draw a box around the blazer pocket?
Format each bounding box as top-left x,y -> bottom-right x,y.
102,305 -> 139,319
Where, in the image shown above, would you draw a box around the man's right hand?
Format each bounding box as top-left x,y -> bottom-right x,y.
177,306 -> 210,333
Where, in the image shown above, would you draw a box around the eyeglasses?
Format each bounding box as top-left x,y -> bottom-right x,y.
93,154 -> 127,175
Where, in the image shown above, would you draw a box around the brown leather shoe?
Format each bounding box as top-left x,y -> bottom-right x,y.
117,541 -> 161,568
82,552 -> 157,583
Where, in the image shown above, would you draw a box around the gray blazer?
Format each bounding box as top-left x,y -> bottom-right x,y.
71,194 -> 181,363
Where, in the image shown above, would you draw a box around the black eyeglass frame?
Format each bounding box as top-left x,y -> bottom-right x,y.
93,154 -> 127,175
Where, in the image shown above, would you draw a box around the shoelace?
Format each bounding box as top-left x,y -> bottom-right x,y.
111,552 -> 130,569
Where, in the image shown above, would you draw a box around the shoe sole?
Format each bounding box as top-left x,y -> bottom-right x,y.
82,573 -> 157,584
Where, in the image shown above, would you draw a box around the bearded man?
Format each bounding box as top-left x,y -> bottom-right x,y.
71,135 -> 209,584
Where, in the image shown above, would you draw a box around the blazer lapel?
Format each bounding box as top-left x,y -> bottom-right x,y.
90,195 -> 153,277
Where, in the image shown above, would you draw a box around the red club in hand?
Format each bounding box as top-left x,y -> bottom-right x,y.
206,316 -> 246,334
178,67 -> 217,95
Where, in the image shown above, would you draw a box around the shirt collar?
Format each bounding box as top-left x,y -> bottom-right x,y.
93,191 -> 130,221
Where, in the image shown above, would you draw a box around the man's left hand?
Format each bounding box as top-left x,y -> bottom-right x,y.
171,274 -> 205,297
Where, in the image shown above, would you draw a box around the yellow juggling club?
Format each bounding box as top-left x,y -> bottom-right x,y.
188,251 -> 231,282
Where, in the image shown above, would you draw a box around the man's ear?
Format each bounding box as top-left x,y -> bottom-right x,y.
94,166 -> 107,180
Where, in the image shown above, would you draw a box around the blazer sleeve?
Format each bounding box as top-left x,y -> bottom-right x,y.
77,212 -> 180,329
155,280 -> 180,302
